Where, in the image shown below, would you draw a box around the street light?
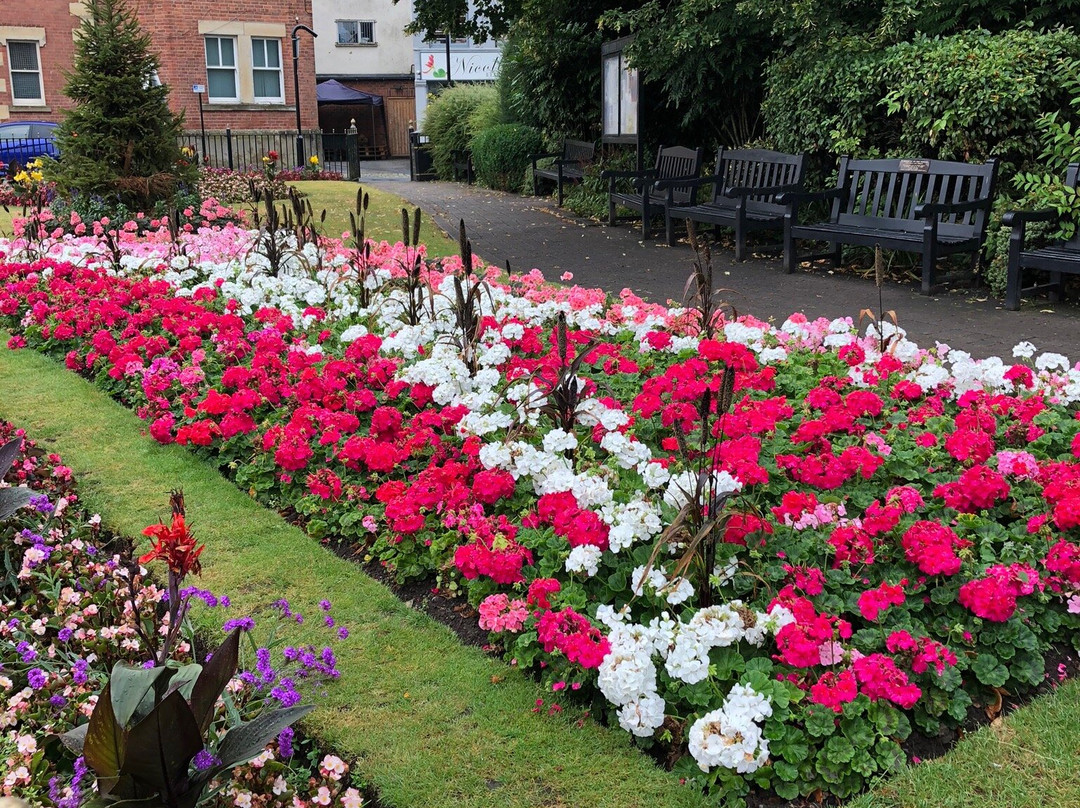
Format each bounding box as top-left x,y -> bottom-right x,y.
292,23 -> 317,168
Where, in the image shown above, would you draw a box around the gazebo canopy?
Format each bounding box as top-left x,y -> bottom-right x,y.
316,79 -> 384,106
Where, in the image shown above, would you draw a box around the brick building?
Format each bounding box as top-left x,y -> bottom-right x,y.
0,0 -> 318,131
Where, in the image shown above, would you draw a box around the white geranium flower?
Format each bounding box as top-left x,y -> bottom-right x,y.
565,544 -> 602,577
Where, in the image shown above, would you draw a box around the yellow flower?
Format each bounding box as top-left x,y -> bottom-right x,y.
309,155 -> 319,165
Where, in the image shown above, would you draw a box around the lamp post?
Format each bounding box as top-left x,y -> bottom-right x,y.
292,23 -> 317,168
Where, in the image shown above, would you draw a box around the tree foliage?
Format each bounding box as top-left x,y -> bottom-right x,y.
45,0 -> 194,206
762,27 -> 1080,169
399,0 -> 523,42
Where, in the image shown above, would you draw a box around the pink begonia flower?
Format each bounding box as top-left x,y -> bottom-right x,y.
818,641 -> 845,666
1068,594 -> 1080,614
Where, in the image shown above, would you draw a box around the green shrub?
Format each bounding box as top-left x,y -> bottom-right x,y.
764,27 -> 1080,171
423,84 -> 499,180
563,148 -> 637,220
982,55 -> 1080,296
470,123 -> 543,192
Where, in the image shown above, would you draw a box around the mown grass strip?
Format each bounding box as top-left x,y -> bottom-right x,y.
288,180 -> 459,258
850,677 -> 1080,808
0,339 -> 705,808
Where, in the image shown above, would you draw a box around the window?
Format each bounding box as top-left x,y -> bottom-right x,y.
251,38 -> 282,101
204,36 -> 238,102
7,41 -> 43,104
336,20 -> 375,45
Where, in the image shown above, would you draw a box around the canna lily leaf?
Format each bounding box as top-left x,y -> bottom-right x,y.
109,662 -> 169,728
121,689 -> 203,800
60,722 -> 89,755
82,682 -> 126,794
0,438 -> 21,478
215,704 -> 313,771
0,486 -> 33,521
190,627 -> 242,734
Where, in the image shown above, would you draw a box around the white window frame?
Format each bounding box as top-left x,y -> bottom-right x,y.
7,40 -> 44,105
204,35 -> 239,103
336,20 -> 376,46
250,37 -> 283,102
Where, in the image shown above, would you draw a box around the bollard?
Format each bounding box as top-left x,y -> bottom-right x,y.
347,119 -> 360,181
226,128 -> 234,171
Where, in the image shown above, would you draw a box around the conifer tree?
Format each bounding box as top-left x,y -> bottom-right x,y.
46,0 -> 196,206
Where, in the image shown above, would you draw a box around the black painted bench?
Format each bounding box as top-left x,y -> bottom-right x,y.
451,148 -> 474,184
530,139 -> 595,206
1004,162 -> 1080,310
604,145 -> 704,243
665,148 -> 805,260
779,157 -> 999,294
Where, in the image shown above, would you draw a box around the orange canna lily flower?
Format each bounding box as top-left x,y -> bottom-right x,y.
140,513 -> 205,577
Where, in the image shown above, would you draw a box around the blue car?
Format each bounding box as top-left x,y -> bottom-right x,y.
0,120 -> 59,169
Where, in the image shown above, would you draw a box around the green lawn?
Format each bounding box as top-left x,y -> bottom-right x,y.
290,180 -> 459,258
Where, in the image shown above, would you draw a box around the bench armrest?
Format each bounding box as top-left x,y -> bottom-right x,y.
654,173 -> 712,190
1001,208 -> 1058,228
723,182 -> 803,199
601,168 -> 658,180
529,151 -> 562,170
915,197 -> 991,218
776,186 -> 848,206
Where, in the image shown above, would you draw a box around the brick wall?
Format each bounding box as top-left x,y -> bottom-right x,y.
0,0 -> 318,130
0,1 -> 79,121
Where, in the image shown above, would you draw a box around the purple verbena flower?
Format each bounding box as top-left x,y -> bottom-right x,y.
27,667 -> 47,689
192,750 -> 220,771
277,726 -> 295,758
16,640 -> 37,662
337,627 -> 349,641
29,494 -> 53,515
222,616 -> 255,633
319,599 -> 332,611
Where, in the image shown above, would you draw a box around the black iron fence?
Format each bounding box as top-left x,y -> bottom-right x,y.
179,129 -> 370,179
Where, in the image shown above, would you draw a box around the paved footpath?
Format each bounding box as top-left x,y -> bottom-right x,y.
362,163 -> 1080,363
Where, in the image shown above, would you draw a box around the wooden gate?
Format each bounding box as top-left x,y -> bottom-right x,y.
385,97 -> 414,157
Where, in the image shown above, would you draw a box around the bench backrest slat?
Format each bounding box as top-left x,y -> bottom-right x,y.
656,145 -> 704,203
832,157 -> 997,238
706,148 -> 805,214
562,139 -> 595,164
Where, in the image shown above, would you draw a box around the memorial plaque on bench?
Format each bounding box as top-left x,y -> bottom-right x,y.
898,159 -> 930,174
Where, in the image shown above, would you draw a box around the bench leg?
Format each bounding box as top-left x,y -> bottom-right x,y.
641,200 -> 651,240
734,219 -> 746,262
782,215 -> 797,274
1050,271 -> 1064,303
665,210 -> 677,246
830,243 -> 842,268
921,248 -> 936,296
557,175 -> 564,207
608,195 -> 616,227
532,171 -> 539,197
1005,226 -> 1024,310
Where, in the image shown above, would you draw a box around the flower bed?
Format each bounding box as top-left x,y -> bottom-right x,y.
0,421 -> 362,807
2,222 -> 1080,804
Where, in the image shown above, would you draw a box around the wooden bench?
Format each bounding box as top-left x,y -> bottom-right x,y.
665,148 -> 805,260
779,157 -> 999,294
1003,162 -> 1080,310
603,145 -> 704,243
530,139 -> 596,206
